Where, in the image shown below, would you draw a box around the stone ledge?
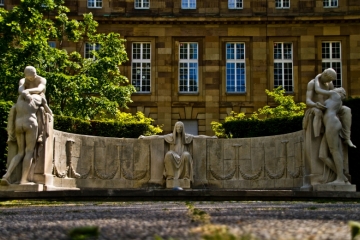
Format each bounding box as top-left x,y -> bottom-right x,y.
0,184 -> 44,192
313,184 -> 356,192
0,189 -> 359,200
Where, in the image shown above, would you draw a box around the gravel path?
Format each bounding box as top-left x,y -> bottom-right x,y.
0,200 -> 359,240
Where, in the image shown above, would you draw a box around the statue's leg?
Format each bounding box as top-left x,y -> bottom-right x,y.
318,135 -> 336,173
180,152 -> 192,180
164,152 -> 174,180
20,126 -> 37,184
339,106 -> 356,148
326,127 -> 346,184
7,105 -> 16,142
313,108 -> 323,138
1,131 -> 26,183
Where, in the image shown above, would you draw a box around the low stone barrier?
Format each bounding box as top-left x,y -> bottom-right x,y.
51,129 -> 304,190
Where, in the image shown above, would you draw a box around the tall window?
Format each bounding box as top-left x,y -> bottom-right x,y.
179,43 -> 198,93
48,41 -> 56,48
87,0 -> 102,8
322,41 -> 342,87
323,0 -> 338,7
274,42 -> 293,92
226,43 -> 246,93
228,0 -> 243,9
135,0 -> 149,9
85,43 -> 100,59
132,43 -> 151,92
181,0 -> 196,9
0,0 -> 4,6
275,0 -> 290,8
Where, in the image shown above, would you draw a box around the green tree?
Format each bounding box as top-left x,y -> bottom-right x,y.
0,0 -> 135,119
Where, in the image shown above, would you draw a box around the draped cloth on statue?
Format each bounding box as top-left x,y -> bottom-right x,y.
303,108 -> 335,184
163,133 -> 194,182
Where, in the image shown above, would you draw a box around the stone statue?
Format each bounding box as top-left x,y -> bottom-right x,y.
303,68 -> 355,188
1,66 -> 53,185
139,121 -> 216,188
314,76 -> 356,185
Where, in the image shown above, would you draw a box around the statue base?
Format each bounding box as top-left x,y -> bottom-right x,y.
313,184 -> 356,192
0,183 -> 44,192
166,179 -> 190,189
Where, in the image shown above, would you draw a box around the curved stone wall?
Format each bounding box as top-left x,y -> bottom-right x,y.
52,129 -> 304,190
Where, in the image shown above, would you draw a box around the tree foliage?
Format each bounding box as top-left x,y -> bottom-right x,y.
211,87 -> 306,138
0,0 -> 135,119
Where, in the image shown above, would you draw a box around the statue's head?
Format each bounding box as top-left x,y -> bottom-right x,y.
320,68 -> 337,83
175,121 -> 184,134
24,66 -> 37,81
333,87 -> 346,100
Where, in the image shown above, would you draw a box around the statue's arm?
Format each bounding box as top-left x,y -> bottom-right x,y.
27,77 -> 46,95
306,78 -> 327,110
193,135 -> 217,139
18,78 -> 25,95
138,134 -> 165,139
314,76 -> 332,97
305,80 -> 317,108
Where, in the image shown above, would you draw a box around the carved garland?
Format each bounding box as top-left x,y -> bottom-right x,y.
209,168 -> 236,180
121,167 -> 147,180
94,167 -> 118,180
53,165 -> 69,178
265,166 -> 285,179
70,165 -> 91,179
238,166 -> 263,180
288,167 -> 302,179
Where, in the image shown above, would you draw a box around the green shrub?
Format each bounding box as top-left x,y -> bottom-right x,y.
211,87 -> 306,138
221,116 -> 303,138
0,100 -> 14,176
54,112 -> 162,138
343,97 -> 360,191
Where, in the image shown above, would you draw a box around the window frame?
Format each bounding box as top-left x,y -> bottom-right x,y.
275,0 -> 290,9
87,0 -> 102,8
179,42 -> 199,93
0,0 -> 5,6
181,0 -> 196,9
84,42 -> 101,59
131,42 -> 151,93
48,41 -> 56,48
228,0 -> 243,9
225,42 -> 246,93
323,0 -> 338,8
273,42 -> 294,93
321,41 -> 342,87
134,0 -> 150,9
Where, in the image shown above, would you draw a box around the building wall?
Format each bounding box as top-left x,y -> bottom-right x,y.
2,0 -> 360,134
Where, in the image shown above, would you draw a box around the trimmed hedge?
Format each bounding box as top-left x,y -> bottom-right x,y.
343,98 -> 360,190
54,115 -> 150,138
0,101 -> 13,176
222,116 -> 303,138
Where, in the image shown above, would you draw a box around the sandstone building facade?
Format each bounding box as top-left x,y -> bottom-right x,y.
2,0 -> 360,134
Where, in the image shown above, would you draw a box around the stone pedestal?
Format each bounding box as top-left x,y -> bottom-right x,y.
0,184 -> 44,192
313,184 -> 356,192
166,179 -> 190,189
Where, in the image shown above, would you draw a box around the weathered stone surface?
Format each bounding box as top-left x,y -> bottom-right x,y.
313,184 -> 356,192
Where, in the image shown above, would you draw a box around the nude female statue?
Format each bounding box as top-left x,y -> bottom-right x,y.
314,73 -> 356,185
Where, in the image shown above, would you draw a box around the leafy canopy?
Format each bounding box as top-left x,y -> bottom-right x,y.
0,0 -> 135,119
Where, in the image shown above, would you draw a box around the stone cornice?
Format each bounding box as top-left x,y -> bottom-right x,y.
85,15 -> 360,25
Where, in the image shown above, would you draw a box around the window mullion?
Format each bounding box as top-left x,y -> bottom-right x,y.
187,45 -> 190,90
